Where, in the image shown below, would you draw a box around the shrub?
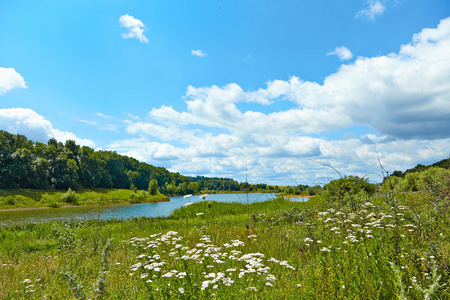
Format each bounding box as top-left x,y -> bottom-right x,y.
61,188 -> 77,204
4,196 -> 16,206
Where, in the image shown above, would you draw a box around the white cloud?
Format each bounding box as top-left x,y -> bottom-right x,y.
75,118 -> 98,126
327,46 -> 353,60
0,108 -> 95,147
112,17 -> 450,184
119,14 -> 149,43
191,49 -> 207,57
0,67 -> 27,95
99,124 -> 119,132
97,112 -> 113,118
356,1 -> 386,20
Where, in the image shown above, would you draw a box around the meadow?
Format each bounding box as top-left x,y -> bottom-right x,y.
0,188 -> 169,210
1,174 -> 449,299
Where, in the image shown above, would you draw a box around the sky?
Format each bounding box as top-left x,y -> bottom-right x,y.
1,0 -> 450,186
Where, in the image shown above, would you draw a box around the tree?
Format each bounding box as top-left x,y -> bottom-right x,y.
148,179 -> 158,195
130,183 -> 137,193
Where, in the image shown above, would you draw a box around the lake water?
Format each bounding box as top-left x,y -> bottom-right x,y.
0,193 -> 295,226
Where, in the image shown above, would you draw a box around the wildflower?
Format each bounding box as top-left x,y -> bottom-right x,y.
320,247 -> 331,252
296,284 -> 302,287
140,273 -> 148,279
178,287 -> 184,294
266,274 -> 276,281
201,281 -> 210,290
246,287 -> 257,291
22,279 -> 32,284
265,282 -> 273,286
222,277 -> 234,286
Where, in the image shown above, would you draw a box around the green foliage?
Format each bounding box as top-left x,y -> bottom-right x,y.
130,183 -> 137,193
61,188 -> 77,204
148,179 -> 158,195
0,130 -> 268,197
3,196 -> 16,206
322,176 -> 376,207
0,130 -> 188,194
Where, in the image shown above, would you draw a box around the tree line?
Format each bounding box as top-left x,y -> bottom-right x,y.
0,130 -> 266,195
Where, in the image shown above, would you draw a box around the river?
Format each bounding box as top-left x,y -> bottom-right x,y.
0,193 -> 304,226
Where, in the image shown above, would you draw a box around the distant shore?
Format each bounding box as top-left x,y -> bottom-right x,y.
0,188 -> 170,211
0,201 -> 162,212
284,194 -> 313,198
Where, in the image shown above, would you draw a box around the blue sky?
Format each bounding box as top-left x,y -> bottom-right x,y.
1,0 -> 450,185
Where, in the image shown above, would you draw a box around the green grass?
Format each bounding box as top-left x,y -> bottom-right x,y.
0,188 -> 169,210
0,193 -> 449,299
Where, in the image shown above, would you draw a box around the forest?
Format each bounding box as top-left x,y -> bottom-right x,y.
0,130 -> 256,195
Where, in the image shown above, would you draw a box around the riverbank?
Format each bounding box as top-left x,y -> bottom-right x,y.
0,188 -> 169,210
284,194 -> 313,198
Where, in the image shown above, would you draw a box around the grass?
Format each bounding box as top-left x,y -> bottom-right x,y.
0,192 -> 449,299
0,188 -> 169,210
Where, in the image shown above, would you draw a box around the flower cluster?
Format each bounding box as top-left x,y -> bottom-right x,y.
125,231 -> 296,294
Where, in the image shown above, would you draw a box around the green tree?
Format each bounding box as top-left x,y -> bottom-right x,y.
130,183 -> 137,193
148,179 -> 158,195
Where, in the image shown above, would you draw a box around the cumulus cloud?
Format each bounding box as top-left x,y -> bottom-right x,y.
113,17 -> 450,184
327,46 -> 353,60
0,67 -> 27,95
356,0 -> 385,20
0,108 -> 95,147
191,49 -> 207,57
119,14 -> 148,43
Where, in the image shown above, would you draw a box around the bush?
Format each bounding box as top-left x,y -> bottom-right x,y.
4,196 -> 16,206
61,188 -> 77,204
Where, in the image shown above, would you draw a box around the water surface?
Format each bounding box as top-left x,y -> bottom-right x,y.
0,193 -> 283,226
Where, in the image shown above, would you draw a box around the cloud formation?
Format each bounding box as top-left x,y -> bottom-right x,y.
191,49 -> 207,57
119,14 -> 149,43
0,108 -> 95,147
327,46 -> 353,60
113,17 -> 450,184
0,67 -> 27,95
356,1 -> 385,20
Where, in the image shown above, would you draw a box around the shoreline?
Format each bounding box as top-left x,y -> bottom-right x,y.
0,199 -> 170,212
0,191 -> 278,212
284,194 -> 313,198
0,203 -> 127,212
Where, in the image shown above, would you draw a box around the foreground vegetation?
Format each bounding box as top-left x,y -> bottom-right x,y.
1,162 -> 450,299
0,188 -> 169,210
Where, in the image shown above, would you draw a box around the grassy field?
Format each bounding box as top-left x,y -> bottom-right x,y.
0,190 -> 449,299
0,188 -> 169,210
